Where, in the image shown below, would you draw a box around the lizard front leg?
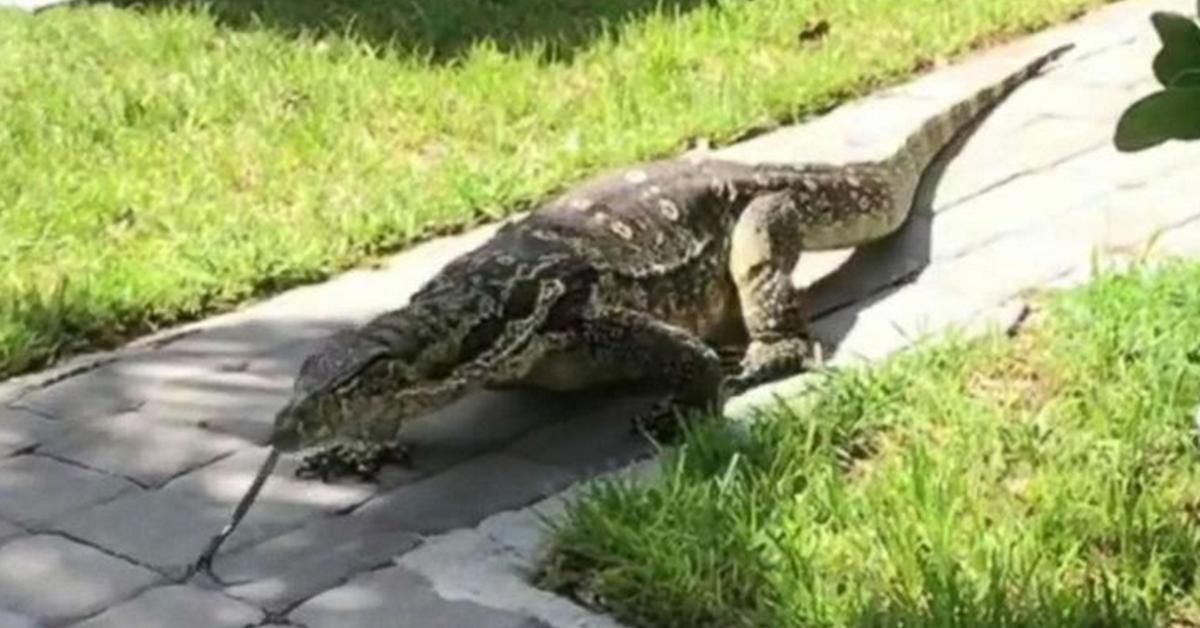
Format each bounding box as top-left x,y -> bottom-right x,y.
295,440 -> 411,482
727,190 -> 819,392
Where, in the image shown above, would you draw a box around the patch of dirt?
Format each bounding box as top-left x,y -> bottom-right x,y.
966,309 -> 1062,412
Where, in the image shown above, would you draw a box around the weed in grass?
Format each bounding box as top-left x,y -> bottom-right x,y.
544,261 -> 1200,628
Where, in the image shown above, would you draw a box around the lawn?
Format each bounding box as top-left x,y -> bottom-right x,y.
0,0 -> 1112,378
541,260 -> 1200,627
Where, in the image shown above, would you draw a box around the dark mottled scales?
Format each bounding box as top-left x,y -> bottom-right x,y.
295,441 -> 409,482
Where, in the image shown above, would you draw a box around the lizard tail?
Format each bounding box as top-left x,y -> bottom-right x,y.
887,43 -> 1074,177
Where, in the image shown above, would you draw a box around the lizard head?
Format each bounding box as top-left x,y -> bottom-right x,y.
269,297 -> 503,452
268,253 -> 575,452
269,330 -> 398,452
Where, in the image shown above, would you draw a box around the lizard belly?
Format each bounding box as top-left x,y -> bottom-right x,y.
645,261 -> 741,342
515,348 -> 638,391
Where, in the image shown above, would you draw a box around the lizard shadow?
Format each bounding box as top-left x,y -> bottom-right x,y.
799,110 -> 993,358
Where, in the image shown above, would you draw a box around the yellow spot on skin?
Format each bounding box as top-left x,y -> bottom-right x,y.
657,199 -> 680,221
624,170 -> 649,184
610,220 -> 634,240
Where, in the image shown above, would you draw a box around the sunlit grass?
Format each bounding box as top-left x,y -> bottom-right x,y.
544,261 -> 1200,627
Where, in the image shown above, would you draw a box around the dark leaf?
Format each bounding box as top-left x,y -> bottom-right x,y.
1114,87 -> 1200,151
798,19 -> 831,44
1151,12 -> 1200,86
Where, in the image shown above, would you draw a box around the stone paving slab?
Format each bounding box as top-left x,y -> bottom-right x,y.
0,520 -> 26,545
216,516 -> 422,613
69,586 -> 262,628
0,456 -> 135,528
163,446 -> 377,543
389,462 -> 660,628
0,609 -> 43,628
52,489 -> 234,576
393,390 -> 593,475
0,408 -> 66,457
1156,215 -> 1200,256
10,366 -> 147,423
932,116 -> 1109,213
354,453 -> 580,535
0,0 -> 73,12
50,474 -> 354,577
291,564 -> 550,628
501,392 -> 656,469
396,529 -> 597,628
477,498 -> 571,565
128,368 -> 295,446
1,1 -> 1197,626
36,412 -> 245,488
0,535 -> 160,627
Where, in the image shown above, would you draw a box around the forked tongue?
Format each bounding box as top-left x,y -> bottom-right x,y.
190,448 -> 280,576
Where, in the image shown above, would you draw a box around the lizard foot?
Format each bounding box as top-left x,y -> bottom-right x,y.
725,337 -> 818,394
295,440 -> 411,483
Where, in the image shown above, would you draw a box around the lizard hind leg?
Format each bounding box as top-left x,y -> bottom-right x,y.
728,190 -> 820,393
577,307 -> 725,440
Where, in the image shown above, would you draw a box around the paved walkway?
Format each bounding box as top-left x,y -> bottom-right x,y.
2,1 -> 1198,626
0,0 -> 72,11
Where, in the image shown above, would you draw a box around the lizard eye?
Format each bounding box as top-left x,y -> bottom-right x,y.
295,331 -> 388,395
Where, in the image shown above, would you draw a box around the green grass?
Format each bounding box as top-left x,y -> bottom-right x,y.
0,0 -> 1111,377
542,261 -> 1200,627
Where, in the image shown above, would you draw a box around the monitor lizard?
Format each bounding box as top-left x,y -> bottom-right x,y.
193,43 -> 1073,572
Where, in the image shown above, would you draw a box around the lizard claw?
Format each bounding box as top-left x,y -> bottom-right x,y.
726,338 -> 820,394
296,441 -> 412,483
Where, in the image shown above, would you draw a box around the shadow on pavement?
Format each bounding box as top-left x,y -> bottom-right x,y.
803,108 -> 996,356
